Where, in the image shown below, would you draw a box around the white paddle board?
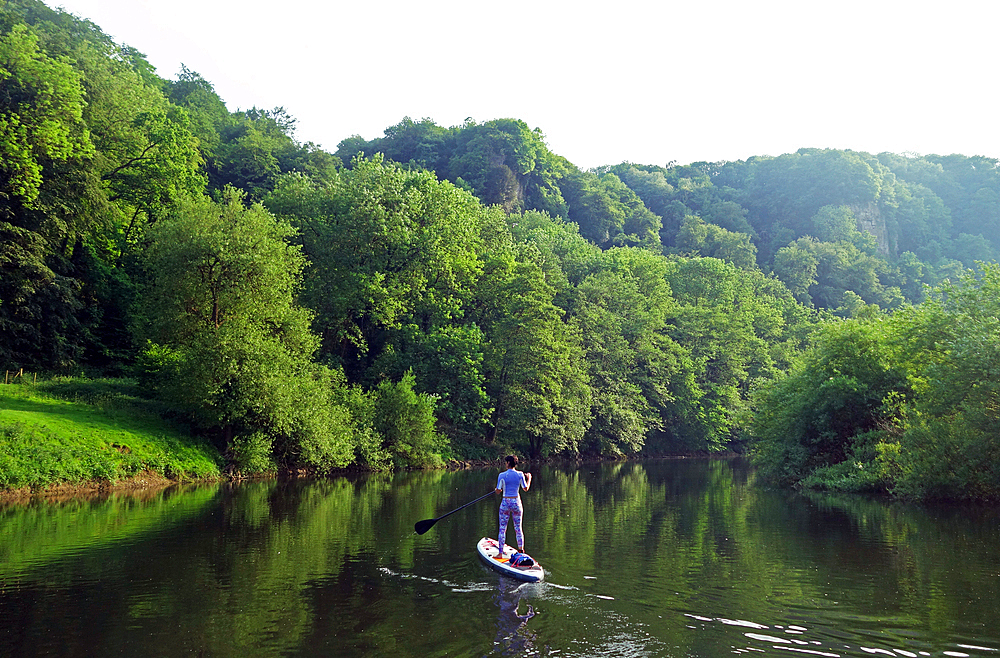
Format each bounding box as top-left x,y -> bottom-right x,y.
476,537 -> 545,582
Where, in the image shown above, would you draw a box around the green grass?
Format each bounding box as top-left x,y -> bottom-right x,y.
0,378 -> 222,491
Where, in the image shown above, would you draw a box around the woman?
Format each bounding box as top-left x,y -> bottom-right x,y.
496,455 -> 532,553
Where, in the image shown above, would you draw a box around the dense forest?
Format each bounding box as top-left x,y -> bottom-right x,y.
2,0 -> 998,499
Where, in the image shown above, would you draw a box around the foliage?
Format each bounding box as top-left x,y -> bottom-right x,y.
0,22 -> 94,370
750,317 -> 909,486
139,189 -> 355,472
570,249 -> 672,456
0,24 -> 93,204
877,264 -> 1000,500
752,263 -> 1000,500
676,215 -> 758,269
265,157 -> 485,369
1,0 -> 998,495
476,243 -> 591,458
372,370 -> 445,468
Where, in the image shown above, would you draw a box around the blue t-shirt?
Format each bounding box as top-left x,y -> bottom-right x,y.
497,469 -> 528,497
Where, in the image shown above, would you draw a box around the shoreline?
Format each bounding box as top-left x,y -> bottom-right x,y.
0,453 -> 728,504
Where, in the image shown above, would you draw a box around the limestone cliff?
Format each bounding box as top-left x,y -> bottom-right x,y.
851,201 -> 891,256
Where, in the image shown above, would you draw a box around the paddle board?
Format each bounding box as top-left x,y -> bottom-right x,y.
476,537 -> 545,582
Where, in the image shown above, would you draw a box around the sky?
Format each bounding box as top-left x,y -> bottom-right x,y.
46,0 -> 1000,170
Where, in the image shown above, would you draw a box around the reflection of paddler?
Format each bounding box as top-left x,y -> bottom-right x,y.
491,575 -> 536,653
495,455 -> 532,553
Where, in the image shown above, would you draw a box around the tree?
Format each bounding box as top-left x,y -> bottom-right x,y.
372,370 -> 445,468
560,169 -> 627,247
750,317 -> 909,486
661,257 -> 805,452
880,263 -> 1000,499
0,24 -> 93,204
772,238 -> 820,304
335,116 -> 451,173
446,118 -> 544,211
676,215 -> 757,269
0,23 -> 95,369
79,43 -> 205,241
265,157 -> 485,373
476,243 -> 591,458
140,189 -> 356,470
571,248 -> 679,455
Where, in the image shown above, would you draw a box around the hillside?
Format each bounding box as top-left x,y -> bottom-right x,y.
2,0 -> 998,499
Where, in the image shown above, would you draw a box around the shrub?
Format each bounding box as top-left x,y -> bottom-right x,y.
373,371 -> 445,468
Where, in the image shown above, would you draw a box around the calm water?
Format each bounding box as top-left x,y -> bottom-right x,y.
1,459 -> 998,657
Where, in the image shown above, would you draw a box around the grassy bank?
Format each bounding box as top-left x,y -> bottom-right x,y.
0,379 -> 222,493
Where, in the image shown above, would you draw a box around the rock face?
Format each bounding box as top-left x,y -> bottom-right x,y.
851,201 -> 891,255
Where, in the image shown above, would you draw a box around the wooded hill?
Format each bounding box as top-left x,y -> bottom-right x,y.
2,0 -> 998,498
340,118 -> 1000,312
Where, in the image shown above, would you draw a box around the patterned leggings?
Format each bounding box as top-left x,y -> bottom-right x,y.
498,497 -> 524,550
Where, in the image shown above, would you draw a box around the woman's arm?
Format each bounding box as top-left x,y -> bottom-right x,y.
523,471 -> 532,491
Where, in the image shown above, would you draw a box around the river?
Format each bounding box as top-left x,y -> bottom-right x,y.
1,458 -> 997,657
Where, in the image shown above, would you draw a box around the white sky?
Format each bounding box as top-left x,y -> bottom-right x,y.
47,0 -> 1000,170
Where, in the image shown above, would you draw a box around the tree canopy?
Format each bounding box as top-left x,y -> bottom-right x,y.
1,0 -> 998,499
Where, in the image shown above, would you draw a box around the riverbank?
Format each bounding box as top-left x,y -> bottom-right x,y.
0,381 -> 221,500
0,379 -> 722,503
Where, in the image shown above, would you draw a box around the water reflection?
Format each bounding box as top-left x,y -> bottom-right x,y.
1,460 -> 999,657
490,576 -> 537,656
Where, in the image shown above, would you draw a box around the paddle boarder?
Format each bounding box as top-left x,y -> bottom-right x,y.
496,455 -> 532,553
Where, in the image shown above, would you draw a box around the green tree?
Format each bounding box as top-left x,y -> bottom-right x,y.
0,23 -> 95,369
0,14 -> 207,372
676,215 -> 757,269
571,248 -> 679,455
662,257 -> 805,452
265,157 -> 485,373
560,168 -> 627,247
140,190 -> 355,471
79,42 -> 205,243
335,116 -> 451,173
446,118 -> 546,212
476,243 -> 591,458
371,323 -> 491,440
0,24 -> 93,204
772,238 -> 820,304
372,370 -> 445,468
878,263 -> 1000,500
164,65 -> 230,162
751,317 -> 909,486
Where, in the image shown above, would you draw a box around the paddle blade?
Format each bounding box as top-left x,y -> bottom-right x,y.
414,518 -> 436,535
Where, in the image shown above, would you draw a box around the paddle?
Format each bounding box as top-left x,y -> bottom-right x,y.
414,489 -> 496,535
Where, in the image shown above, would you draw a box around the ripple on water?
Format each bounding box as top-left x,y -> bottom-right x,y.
681,612 -> 1000,658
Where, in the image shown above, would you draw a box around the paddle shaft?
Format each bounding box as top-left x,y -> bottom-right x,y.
414,489 -> 495,534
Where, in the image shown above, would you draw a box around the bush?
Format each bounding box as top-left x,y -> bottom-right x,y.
881,413 -> 1000,501
799,430 -> 893,493
750,318 -> 908,486
373,371 -> 445,468
333,382 -> 390,470
230,432 -> 276,474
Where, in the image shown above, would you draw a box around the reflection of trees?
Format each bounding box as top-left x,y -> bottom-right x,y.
0,484 -> 219,577
482,458 -> 1000,654
0,470 -> 500,656
795,492 -> 1000,634
4,462 -> 998,656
